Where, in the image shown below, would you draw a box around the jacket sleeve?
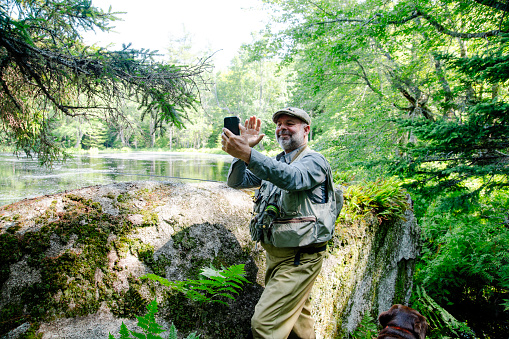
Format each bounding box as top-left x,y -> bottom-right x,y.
226,157 -> 262,189
247,149 -> 328,192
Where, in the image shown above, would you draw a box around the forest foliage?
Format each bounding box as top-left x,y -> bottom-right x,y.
1,0 -> 508,338
246,1 -> 509,337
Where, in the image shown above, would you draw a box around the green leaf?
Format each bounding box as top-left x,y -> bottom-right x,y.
200,265 -> 222,278
216,293 -> 236,299
119,322 -> 131,339
130,331 -> 146,339
168,324 -> 178,339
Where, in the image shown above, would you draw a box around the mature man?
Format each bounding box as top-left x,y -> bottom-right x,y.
221,107 -> 337,339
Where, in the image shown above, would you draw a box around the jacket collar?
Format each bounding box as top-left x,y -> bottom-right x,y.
276,145 -> 308,164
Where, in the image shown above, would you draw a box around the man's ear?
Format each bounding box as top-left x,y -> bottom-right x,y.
303,124 -> 311,136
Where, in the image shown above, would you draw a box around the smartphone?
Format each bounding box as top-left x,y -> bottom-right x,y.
224,116 -> 240,135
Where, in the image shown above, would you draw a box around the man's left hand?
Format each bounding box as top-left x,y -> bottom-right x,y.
222,116 -> 265,164
222,127 -> 252,164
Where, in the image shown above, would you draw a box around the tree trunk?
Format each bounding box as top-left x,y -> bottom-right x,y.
75,126 -> 83,148
150,117 -> 156,148
168,126 -> 173,150
259,60 -> 263,113
458,38 -> 475,103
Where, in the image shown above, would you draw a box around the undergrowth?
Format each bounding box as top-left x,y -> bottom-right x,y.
108,299 -> 200,339
340,177 -> 409,221
350,313 -> 378,338
410,285 -> 475,338
109,264 -> 249,339
144,264 -> 250,305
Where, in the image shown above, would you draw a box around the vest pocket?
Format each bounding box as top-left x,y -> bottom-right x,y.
280,190 -> 301,216
271,216 -> 317,247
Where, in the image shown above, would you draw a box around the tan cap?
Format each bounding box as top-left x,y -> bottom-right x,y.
272,107 -> 311,125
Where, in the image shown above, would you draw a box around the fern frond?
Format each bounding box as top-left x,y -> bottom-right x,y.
207,276 -> 226,283
130,332 -> 146,339
144,264 -> 250,305
216,293 -> 236,299
168,324 -> 178,339
146,334 -> 164,339
119,322 -> 131,339
186,332 -> 201,339
142,274 -> 172,286
218,286 -> 240,294
189,285 -> 215,293
200,265 -> 222,278
147,322 -> 166,335
221,281 -> 242,289
221,264 -> 247,277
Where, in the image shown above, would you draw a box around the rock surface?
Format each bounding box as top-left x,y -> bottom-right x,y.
0,181 -> 420,339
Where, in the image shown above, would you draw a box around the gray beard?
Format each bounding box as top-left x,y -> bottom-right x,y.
277,134 -> 303,152
278,138 -> 295,151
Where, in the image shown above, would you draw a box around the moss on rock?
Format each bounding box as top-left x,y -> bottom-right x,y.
0,181 -> 420,339
0,182 -> 258,339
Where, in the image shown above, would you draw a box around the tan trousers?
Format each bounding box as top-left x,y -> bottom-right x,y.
251,242 -> 325,339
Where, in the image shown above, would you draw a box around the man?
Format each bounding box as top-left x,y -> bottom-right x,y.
221,107 -> 337,339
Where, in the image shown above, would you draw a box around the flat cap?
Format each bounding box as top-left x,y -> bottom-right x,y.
272,107 -> 311,125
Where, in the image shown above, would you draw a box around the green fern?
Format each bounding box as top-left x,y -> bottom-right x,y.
143,264 -> 250,305
108,299 -> 199,339
109,264 -> 249,338
351,312 -> 378,339
410,285 -> 475,338
342,178 -> 409,221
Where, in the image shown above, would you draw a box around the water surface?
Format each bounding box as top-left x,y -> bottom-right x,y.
0,152 -> 233,207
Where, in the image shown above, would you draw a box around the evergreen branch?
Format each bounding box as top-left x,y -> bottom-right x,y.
0,0 -> 212,163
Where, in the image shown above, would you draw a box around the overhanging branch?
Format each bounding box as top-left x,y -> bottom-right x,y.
308,6 -> 507,39
414,9 -> 506,39
472,0 -> 509,12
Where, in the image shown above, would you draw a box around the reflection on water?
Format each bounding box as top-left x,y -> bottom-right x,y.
0,152 -> 233,207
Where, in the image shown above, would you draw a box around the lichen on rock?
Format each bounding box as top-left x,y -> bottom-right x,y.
0,181 -> 420,339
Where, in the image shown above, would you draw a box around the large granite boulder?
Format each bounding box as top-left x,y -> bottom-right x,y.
0,181 -> 420,339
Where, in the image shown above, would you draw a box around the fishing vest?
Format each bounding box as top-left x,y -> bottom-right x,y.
249,147 -> 337,247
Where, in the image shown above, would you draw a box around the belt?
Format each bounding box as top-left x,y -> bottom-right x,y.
294,244 -> 327,266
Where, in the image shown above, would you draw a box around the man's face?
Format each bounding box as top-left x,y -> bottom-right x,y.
275,114 -> 310,152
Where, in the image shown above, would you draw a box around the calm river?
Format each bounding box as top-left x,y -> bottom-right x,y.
0,152 -> 233,207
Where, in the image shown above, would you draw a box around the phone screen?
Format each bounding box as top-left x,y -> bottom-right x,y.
224,116 -> 240,135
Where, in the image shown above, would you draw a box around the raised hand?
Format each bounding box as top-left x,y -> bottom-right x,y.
241,116 -> 265,147
221,115 -> 265,164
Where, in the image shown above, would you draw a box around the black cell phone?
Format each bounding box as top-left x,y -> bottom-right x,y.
224,116 -> 240,135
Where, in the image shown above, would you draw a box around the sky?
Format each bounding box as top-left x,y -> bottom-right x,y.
84,0 -> 269,70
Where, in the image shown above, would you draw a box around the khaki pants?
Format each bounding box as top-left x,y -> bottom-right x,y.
251,242 -> 325,339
